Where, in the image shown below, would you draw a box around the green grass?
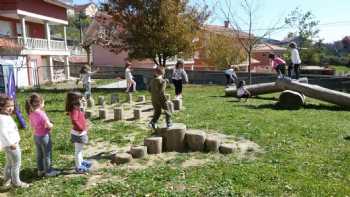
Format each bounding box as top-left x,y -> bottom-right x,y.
329,64 -> 350,74
2,84 -> 350,196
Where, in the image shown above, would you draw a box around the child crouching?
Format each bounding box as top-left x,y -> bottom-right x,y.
237,80 -> 251,101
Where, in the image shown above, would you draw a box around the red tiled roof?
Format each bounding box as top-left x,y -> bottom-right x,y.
253,43 -> 286,52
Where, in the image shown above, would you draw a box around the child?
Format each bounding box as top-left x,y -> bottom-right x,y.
0,94 -> 29,188
237,80 -> 251,101
25,93 -> 60,177
224,64 -> 238,87
65,92 -> 92,173
77,65 -> 99,99
268,53 -> 286,78
288,42 -> 301,79
171,60 -> 188,99
148,67 -> 172,129
125,62 -> 136,92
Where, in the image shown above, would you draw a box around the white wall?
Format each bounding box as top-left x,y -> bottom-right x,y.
0,56 -> 29,87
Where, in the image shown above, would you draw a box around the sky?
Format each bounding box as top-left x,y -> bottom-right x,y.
73,0 -> 350,43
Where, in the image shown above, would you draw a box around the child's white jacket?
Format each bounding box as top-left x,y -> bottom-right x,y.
0,114 -> 20,148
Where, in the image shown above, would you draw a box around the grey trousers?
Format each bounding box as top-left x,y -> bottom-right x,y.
34,134 -> 52,173
3,146 -> 21,185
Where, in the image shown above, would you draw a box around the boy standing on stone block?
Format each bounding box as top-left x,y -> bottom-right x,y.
148,67 -> 172,129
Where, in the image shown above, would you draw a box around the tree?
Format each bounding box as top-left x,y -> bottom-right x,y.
219,0 -> 284,84
67,13 -> 92,43
285,8 -> 319,50
204,32 -> 246,69
101,0 -> 209,67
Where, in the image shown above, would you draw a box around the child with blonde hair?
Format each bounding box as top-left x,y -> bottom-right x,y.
25,93 -> 60,177
0,94 -> 29,188
65,92 -> 91,173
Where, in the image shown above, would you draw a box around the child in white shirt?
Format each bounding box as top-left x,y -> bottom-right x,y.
237,80 -> 251,101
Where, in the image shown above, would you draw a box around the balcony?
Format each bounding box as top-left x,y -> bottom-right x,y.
0,36 -> 70,56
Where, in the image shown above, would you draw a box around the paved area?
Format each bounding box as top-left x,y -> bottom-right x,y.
97,80 -> 127,89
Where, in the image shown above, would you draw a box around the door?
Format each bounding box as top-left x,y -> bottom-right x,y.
30,59 -> 39,87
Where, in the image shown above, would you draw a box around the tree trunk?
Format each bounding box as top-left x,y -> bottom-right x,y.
276,78 -> 350,107
248,52 -> 252,85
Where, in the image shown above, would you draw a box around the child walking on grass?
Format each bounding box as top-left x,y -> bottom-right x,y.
0,94 -> 29,188
65,92 -> 92,173
148,67 -> 172,129
125,62 -> 136,92
237,80 -> 251,101
25,93 -> 60,177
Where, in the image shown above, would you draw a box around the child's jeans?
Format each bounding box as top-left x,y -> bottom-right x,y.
3,145 -> 21,185
74,143 -> 84,168
34,134 -> 52,173
83,83 -> 91,99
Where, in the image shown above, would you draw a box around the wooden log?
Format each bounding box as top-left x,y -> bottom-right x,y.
172,99 -> 183,111
98,96 -> 105,106
99,108 -> 107,119
276,78 -> 350,107
225,77 -> 309,97
161,123 -> 187,152
278,90 -> 305,107
114,107 -> 124,121
133,108 -> 142,120
137,95 -> 146,102
111,94 -> 119,104
85,110 -> 92,119
87,98 -> 95,107
205,136 -> 222,152
111,153 -> 132,165
144,137 -> 162,154
185,130 -> 206,151
130,146 -> 148,159
166,101 -> 175,113
219,143 -> 237,154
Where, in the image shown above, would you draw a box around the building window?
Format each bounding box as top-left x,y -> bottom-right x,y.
16,23 -> 29,37
0,20 -> 13,36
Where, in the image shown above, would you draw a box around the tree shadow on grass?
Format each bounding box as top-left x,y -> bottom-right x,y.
253,95 -> 279,101
242,103 -> 349,111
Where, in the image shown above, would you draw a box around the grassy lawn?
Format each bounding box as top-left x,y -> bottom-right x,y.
2,84 -> 350,196
329,64 -> 350,74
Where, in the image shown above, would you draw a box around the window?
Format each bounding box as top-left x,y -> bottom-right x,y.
0,20 -> 13,36
16,23 -> 29,37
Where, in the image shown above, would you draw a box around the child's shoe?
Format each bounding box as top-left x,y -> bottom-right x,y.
82,160 -> 92,168
2,179 -> 11,187
75,165 -> 89,174
148,122 -> 157,130
37,170 -> 45,177
166,122 -> 173,128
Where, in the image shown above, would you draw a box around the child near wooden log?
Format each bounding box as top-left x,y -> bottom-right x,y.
148,67 -> 172,129
268,53 -> 286,78
237,80 -> 251,102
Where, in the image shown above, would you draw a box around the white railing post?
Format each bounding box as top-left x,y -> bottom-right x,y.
45,21 -> 51,50
20,16 -> 27,48
49,56 -> 54,82
63,25 -> 68,51
65,56 -> 70,80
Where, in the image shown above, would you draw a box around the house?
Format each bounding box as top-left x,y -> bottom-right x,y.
0,0 -> 72,87
68,3 -> 98,17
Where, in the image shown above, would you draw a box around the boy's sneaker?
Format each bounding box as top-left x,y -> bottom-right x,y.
166,122 -> 173,128
82,160 -> 92,168
148,122 -> 157,130
14,182 -> 29,188
45,169 -> 61,177
75,165 -> 89,174
2,179 -> 11,187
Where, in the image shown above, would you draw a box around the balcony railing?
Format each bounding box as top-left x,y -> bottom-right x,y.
16,37 -> 67,51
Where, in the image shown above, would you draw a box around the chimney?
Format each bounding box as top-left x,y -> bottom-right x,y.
224,20 -> 229,28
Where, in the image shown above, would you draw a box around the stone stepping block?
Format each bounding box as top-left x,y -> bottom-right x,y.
159,123 -> 187,152
205,135 -> 222,152
278,90 -> 305,107
137,95 -> 146,102
129,146 -> 148,159
111,153 -> 132,165
114,107 -> 124,120
144,137 -> 162,154
111,94 -> 119,104
87,98 -> 95,108
127,93 -> 133,103
219,143 -> 237,154
166,101 -> 174,113
99,108 -> 107,119
85,110 -> 92,119
98,96 -> 105,106
172,99 -> 182,110
185,129 -> 206,152
133,108 -> 142,120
